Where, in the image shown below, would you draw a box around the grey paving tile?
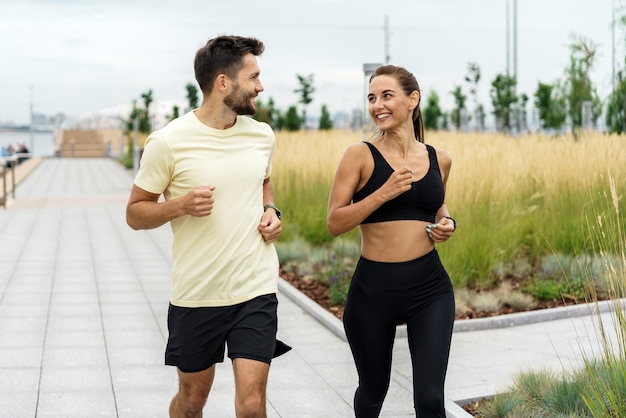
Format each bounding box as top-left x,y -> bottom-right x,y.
106,345 -> 165,367
0,302 -> 49,317
104,329 -> 165,348
42,346 -> 108,368
36,390 -> 116,418
0,330 -> 45,348
0,346 -> 43,368
48,302 -> 101,317
46,315 -> 102,332
268,385 -> 354,417
39,366 -> 112,392
115,389 -> 172,418
0,316 -> 47,334
0,367 -> 39,392
0,391 -> 38,418
109,365 -> 176,391
44,330 -> 105,348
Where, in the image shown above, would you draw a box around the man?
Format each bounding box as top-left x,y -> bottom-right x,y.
126,35 -> 288,418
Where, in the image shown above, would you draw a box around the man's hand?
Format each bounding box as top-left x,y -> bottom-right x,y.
182,186 -> 215,217
258,209 -> 281,243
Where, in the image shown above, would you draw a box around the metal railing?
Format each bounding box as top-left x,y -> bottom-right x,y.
1,156 -> 21,208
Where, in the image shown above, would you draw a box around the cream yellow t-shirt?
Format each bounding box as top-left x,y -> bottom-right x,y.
134,111 -> 279,307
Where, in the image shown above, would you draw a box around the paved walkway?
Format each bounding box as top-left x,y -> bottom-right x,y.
0,158 -> 620,417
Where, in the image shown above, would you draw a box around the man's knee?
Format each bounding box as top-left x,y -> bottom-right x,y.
235,392 -> 266,418
181,390 -> 209,411
172,368 -> 213,416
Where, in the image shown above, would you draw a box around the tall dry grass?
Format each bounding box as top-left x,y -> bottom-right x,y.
273,129 -> 626,288
475,172 -> 626,417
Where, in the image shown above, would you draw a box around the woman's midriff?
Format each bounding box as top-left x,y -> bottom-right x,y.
359,220 -> 435,263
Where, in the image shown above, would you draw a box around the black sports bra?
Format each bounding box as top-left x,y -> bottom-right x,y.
353,141 -> 445,224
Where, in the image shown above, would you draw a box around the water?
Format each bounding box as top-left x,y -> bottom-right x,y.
0,131 -> 56,157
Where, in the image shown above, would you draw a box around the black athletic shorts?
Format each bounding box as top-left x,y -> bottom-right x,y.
165,293 -> 280,373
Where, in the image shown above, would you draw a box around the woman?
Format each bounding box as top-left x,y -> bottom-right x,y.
327,65 -> 456,417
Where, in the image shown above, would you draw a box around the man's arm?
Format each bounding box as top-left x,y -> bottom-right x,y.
258,178 -> 281,243
126,184 -> 215,230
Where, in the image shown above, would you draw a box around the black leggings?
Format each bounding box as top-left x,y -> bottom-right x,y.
343,249 -> 455,417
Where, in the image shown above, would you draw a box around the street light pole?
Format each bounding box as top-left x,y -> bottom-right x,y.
506,0 -> 510,76
29,85 -> 34,155
612,0 -> 616,91
362,63 -> 382,140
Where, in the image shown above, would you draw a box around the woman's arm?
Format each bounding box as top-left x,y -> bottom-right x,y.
428,147 -> 455,242
327,143 -> 413,236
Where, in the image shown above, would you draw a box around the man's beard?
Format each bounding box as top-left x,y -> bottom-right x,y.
224,84 -> 256,115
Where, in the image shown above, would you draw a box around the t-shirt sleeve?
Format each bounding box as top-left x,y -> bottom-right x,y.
264,124 -> 275,180
133,132 -> 174,195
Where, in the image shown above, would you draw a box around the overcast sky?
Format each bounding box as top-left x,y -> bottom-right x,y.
0,0 -> 622,126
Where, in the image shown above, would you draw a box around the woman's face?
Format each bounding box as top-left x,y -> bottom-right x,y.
367,75 -> 413,131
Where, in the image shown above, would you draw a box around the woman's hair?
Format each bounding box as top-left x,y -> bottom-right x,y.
370,65 -> 424,143
194,35 -> 265,95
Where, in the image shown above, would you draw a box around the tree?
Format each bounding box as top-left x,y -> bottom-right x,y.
563,34 -> 601,133
534,81 -> 566,132
139,89 -> 153,133
254,99 -> 271,124
168,105 -> 180,122
422,90 -> 443,130
490,73 -> 517,133
123,90 -> 153,134
318,104 -> 333,130
254,97 -> 283,130
605,70 -> 626,134
465,62 -> 484,130
294,74 -> 315,128
605,11 -> 626,134
185,83 -> 199,111
283,105 -> 303,131
450,85 -> 467,130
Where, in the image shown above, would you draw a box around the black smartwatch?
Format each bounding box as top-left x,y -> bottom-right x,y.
263,204 -> 282,220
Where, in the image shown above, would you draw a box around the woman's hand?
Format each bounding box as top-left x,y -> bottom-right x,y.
426,217 -> 455,243
380,167 -> 414,201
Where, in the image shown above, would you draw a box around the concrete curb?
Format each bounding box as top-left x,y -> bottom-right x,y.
279,277 -> 626,336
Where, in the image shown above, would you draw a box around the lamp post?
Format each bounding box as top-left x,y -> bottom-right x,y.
362,63 -> 382,139
612,0 -> 616,91
29,85 -> 34,155
506,0 -> 519,135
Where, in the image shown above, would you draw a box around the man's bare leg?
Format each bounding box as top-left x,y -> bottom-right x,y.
232,358 -> 270,418
170,366 -> 215,418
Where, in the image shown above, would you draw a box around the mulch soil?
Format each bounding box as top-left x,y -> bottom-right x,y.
280,267 -> 583,322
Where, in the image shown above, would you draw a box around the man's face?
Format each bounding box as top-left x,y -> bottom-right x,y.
224,54 -> 264,115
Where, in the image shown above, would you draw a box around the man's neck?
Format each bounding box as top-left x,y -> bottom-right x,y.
194,103 -> 238,130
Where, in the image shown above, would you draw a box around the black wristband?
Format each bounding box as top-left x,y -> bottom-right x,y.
263,204 -> 282,220
443,216 -> 456,230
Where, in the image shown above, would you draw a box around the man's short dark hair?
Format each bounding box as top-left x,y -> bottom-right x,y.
194,35 -> 265,95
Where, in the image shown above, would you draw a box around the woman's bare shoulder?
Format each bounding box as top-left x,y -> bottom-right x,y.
341,141 -> 371,159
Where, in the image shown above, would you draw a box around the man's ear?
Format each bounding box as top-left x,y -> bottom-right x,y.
215,74 -> 229,92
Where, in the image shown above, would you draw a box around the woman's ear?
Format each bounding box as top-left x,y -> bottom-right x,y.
409,90 -> 421,110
